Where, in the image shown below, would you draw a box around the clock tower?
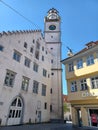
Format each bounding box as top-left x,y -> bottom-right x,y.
44,8 -> 63,120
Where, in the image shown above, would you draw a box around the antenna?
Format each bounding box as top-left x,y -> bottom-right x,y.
67,46 -> 73,57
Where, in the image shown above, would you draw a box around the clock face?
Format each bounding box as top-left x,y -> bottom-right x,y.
49,25 -> 56,30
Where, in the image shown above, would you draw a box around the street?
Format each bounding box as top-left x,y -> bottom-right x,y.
0,122 -> 97,130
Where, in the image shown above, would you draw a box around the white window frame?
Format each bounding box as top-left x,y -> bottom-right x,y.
4,70 -> 16,87
33,63 -> 38,72
13,50 -> 21,62
68,62 -> 74,72
80,79 -> 88,91
33,80 -> 39,94
42,84 -> 46,96
77,59 -> 83,69
21,76 -> 29,91
43,69 -> 47,77
24,57 -> 31,68
91,76 -> 98,89
71,81 -> 77,92
86,55 -> 94,66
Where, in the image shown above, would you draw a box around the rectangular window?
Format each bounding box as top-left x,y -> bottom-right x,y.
24,42 -> 27,48
68,62 -> 74,72
42,84 -> 46,96
42,46 -> 44,51
43,69 -> 47,77
42,55 -> 44,61
4,70 -> 16,87
71,81 -> 77,92
50,105 -> 52,112
35,51 -> 39,60
13,50 -> 21,62
91,76 -> 98,89
77,59 -> 83,69
44,102 -> 47,109
36,41 -> 40,50
80,79 -> 88,90
33,63 -> 38,72
24,57 -> 31,67
30,47 -> 33,53
86,55 -> 94,66
21,76 -> 29,91
33,80 -> 39,94
0,45 -> 4,51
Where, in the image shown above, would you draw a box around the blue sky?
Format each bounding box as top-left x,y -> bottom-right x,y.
0,0 -> 98,94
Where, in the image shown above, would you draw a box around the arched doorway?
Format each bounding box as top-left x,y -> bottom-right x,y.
7,96 -> 23,125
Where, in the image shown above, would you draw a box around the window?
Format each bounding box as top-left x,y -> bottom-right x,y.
30,47 -> 33,53
4,70 -> 16,87
35,51 -> 39,60
51,72 -> 54,75
24,42 -> 27,48
13,50 -> 21,62
33,39 -> 35,44
77,59 -> 83,69
51,59 -> 53,63
24,57 -> 31,68
21,76 -> 29,91
50,88 -> 52,94
44,102 -> 47,109
36,41 -> 40,50
68,62 -> 74,72
43,69 -> 47,77
50,105 -> 52,112
86,55 -> 94,66
42,46 -> 44,51
33,80 -> 39,94
33,63 -> 38,72
80,79 -> 88,90
42,84 -> 46,96
0,45 -> 4,51
42,55 -> 44,61
71,81 -> 77,92
91,76 -> 98,89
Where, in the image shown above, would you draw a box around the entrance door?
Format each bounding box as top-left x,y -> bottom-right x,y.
77,109 -> 82,127
37,111 -> 41,123
7,97 -> 23,125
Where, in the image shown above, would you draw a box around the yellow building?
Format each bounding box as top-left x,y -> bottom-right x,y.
62,41 -> 98,128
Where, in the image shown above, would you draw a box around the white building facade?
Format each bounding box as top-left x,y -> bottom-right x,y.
0,8 -> 63,126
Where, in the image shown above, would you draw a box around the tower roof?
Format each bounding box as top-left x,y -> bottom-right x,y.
45,8 -> 60,22
47,8 -> 59,14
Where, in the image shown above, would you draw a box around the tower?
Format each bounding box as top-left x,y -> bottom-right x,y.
44,8 -> 63,120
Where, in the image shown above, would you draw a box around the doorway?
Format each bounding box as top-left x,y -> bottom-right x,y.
7,97 -> 23,125
77,109 -> 82,127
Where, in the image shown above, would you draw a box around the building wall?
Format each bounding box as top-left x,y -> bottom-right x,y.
0,31 -> 51,125
62,43 -> 98,128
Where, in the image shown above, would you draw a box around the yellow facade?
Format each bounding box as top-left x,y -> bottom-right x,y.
62,41 -> 98,128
